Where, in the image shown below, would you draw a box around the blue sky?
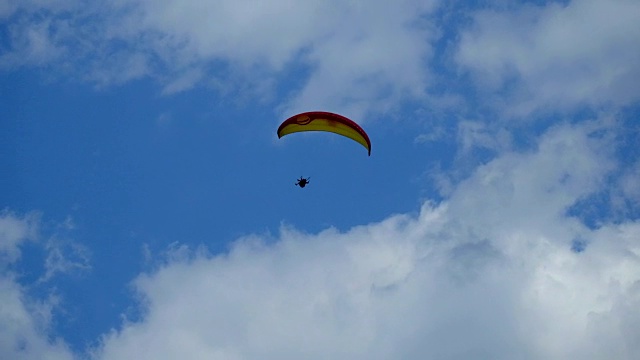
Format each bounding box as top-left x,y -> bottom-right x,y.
1,0 -> 639,359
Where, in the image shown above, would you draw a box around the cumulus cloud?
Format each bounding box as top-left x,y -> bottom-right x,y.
455,0 -> 640,116
91,120 -> 639,359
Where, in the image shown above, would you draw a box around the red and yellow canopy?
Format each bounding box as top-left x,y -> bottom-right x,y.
277,111 -> 371,156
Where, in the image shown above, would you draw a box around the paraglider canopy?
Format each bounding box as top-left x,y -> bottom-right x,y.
277,111 -> 371,156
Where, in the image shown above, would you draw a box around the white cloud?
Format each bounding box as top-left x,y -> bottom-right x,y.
160,68 -> 204,96
0,210 -> 39,266
0,279 -> 73,360
125,0 -> 438,117
92,120 -> 639,359
5,0 -> 639,120
0,18 -> 62,68
275,0 -> 437,119
455,0 -> 640,116
457,120 -> 511,154
0,212 -> 75,360
1,0 -> 439,118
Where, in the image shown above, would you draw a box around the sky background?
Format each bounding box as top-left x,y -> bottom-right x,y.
1,0 -> 639,359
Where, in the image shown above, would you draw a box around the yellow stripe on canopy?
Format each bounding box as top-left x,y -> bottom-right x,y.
277,112 -> 371,155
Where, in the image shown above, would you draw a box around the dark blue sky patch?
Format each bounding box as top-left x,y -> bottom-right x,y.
571,238 -> 587,253
567,191 -> 612,230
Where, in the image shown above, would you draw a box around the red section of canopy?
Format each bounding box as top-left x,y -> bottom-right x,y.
277,111 -> 371,155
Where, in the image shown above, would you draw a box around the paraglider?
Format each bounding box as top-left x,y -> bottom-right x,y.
278,111 -> 371,187
277,111 -> 371,156
295,176 -> 310,188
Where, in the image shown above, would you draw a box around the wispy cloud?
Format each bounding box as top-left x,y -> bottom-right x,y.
0,211 -> 75,360
40,239 -> 91,283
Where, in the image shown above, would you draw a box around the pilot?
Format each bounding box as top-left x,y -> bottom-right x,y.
295,176 -> 310,188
